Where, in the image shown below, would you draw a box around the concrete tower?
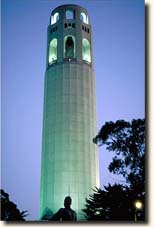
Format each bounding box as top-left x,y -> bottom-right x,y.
40,4 -> 99,220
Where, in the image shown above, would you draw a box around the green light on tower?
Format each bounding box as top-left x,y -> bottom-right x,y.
40,4 -> 100,221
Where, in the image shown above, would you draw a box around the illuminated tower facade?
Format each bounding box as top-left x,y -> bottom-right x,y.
40,4 -> 99,220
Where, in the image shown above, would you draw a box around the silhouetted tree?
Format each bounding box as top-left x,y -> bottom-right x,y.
0,189 -> 28,221
83,184 -> 145,221
93,119 -> 145,192
83,118 -> 145,221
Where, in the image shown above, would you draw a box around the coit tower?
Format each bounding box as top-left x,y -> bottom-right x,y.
40,4 -> 99,220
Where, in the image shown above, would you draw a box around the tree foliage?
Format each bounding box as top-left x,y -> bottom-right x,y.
83,118 -> 145,221
0,189 -> 28,221
83,184 -> 145,221
93,119 -> 145,191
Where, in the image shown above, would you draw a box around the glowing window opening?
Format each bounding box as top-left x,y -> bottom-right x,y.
49,38 -> 57,64
80,12 -> 89,24
82,38 -> 91,63
51,12 -> 59,25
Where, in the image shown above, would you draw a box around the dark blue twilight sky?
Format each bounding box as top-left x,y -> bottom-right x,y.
2,0 -> 144,221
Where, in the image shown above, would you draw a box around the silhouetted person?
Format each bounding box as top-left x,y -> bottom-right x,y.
50,196 -> 77,221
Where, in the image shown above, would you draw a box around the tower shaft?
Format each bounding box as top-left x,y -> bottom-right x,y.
40,5 -> 99,220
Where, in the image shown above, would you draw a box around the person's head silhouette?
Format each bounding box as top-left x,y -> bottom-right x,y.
50,196 -> 77,221
64,196 -> 72,209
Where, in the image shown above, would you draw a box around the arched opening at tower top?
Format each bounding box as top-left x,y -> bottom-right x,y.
82,38 -> 91,63
64,36 -> 75,58
48,38 -> 57,64
66,10 -> 74,19
80,12 -> 89,24
51,12 -> 59,25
